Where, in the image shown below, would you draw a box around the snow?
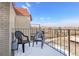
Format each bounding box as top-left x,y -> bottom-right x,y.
14,42 -> 64,56
70,36 -> 79,43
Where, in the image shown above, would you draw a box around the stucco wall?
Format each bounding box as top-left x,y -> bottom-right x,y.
15,16 -> 30,29
0,2 -> 10,56
15,15 -> 31,40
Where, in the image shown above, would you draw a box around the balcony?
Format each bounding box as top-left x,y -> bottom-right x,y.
14,42 -> 64,56
12,27 -> 79,56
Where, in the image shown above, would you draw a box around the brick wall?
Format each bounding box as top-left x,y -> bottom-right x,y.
0,2 -> 10,56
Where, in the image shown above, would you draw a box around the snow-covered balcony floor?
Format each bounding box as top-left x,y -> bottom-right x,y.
14,42 -> 64,56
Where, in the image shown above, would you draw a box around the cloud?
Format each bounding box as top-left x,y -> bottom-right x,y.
32,17 -> 79,27
40,17 -> 45,20
39,17 -> 51,20
25,3 -> 31,7
32,17 -> 52,25
33,17 -> 51,22
47,17 -> 51,20
22,5 -> 31,13
22,3 -> 31,13
22,5 -> 27,8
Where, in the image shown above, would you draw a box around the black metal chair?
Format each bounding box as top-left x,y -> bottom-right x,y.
32,30 -> 45,48
15,31 -> 30,53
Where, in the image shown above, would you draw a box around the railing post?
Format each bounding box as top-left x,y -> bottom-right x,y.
64,29 -> 65,55
52,29 -> 54,47
75,29 -> 76,56
59,27 -> 61,52
57,29 -> 58,50
53,29 -> 55,47
68,29 -> 70,56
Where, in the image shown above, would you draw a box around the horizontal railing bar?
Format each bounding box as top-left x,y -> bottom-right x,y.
45,42 -> 67,56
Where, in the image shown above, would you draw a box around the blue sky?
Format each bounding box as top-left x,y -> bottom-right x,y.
15,2 -> 79,26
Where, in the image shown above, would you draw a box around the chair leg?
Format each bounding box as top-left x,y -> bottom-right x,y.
17,44 -> 19,50
36,41 -> 38,45
41,41 -> 43,49
29,41 -> 30,47
22,44 -> 25,53
32,41 -> 34,47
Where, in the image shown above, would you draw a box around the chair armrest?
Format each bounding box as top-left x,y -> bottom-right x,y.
22,34 -> 29,41
22,33 -> 28,38
23,35 -> 28,38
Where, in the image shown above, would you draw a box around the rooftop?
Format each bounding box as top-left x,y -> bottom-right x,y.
15,8 -> 30,16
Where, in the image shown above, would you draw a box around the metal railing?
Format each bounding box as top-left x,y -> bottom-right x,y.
12,26 -> 79,56
44,28 -> 79,56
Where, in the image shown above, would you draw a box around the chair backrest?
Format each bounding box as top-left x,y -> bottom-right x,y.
35,30 -> 44,40
15,31 -> 23,43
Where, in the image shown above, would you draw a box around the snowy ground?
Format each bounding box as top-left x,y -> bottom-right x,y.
14,36 -> 79,56
14,42 -> 64,56
70,36 -> 79,42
